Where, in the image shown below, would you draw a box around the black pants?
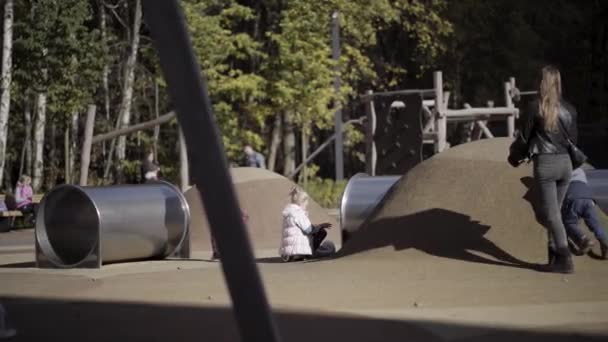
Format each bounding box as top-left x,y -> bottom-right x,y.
311,228 -> 328,252
18,204 -> 37,225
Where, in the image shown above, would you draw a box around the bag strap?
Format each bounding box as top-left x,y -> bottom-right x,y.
556,115 -> 574,145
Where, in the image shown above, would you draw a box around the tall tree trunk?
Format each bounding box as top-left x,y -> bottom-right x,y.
115,0 -> 142,182
3,159 -> 11,191
299,128 -> 308,186
46,121 -> 57,189
99,0 -> 110,158
282,111 -> 295,176
267,112 -> 282,171
32,92 -> 46,192
24,98 -> 32,176
69,111 -> 79,183
64,124 -> 70,183
0,0 -> 13,187
18,97 -> 32,178
153,79 -> 160,161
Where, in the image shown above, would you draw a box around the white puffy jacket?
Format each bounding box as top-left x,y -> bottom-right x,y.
279,203 -> 314,257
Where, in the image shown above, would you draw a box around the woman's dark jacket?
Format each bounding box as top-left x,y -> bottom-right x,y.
508,99 -> 578,165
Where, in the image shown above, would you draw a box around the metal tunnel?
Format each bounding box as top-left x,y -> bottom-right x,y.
340,173 -> 401,239
35,182 -> 190,268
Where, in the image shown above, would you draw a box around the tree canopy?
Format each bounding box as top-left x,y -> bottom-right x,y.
0,0 -> 605,197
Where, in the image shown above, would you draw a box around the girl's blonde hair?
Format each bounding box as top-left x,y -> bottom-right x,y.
289,187 -> 308,206
539,66 -> 562,131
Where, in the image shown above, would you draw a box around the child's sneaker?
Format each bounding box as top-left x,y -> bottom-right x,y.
577,236 -> 595,255
600,240 -> 608,260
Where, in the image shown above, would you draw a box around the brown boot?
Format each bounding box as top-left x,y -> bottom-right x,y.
543,247 -> 574,274
547,246 -> 556,265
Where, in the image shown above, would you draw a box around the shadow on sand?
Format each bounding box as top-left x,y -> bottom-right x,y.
339,208 -> 538,270
0,296 -> 603,342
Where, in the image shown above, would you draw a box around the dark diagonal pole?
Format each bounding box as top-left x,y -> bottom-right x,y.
141,2 -> 280,341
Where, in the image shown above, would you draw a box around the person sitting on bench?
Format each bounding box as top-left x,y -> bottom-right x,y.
279,187 -> 333,262
15,175 -> 36,225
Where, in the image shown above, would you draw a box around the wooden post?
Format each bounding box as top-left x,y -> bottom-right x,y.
79,105 -> 96,186
331,11 -> 343,181
364,90 -> 377,176
505,81 -> 515,137
178,126 -> 189,191
434,71 -> 447,153
301,127 -> 308,187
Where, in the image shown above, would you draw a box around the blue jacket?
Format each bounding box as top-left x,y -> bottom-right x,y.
565,168 -> 593,200
246,152 -> 266,169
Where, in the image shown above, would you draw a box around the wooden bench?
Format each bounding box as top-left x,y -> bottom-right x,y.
0,210 -> 34,232
0,194 -> 43,203
0,195 -> 42,232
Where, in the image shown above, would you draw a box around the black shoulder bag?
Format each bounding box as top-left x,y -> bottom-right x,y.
557,117 -> 587,169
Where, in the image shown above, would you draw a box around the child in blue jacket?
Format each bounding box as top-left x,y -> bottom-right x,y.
562,168 -> 608,259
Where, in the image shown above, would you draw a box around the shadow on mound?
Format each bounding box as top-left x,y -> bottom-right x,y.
340,208 -> 538,270
521,176 -> 545,225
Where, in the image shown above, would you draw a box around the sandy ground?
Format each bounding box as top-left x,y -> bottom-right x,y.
1,249 -> 608,341
1,141 -> 608,341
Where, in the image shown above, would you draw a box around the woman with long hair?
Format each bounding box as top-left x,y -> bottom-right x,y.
509,66 -> 579,273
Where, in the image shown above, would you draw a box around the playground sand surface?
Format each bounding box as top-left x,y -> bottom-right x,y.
1,138 -> 608,341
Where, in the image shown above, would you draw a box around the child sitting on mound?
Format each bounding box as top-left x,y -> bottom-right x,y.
279,187 -> 335,262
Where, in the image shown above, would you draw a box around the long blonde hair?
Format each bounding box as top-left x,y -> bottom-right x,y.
539,66 -> 562,131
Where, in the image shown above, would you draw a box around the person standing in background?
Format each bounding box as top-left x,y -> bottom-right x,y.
141,150 -> 161,182
243,145 -> 266,169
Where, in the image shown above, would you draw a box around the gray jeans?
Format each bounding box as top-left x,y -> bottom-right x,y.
533,154 -> 572,249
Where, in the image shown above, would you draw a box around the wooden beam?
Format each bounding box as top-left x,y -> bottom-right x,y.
92,111 -> 176,144
79,105 -> 96,186
476,121 -> 494,138
446,115 -> 514,123
364,90 -> 377,176
505,81 -> 515,137
434,71 -> 447,153
442,107 -> 518,116
178,127 -> 189,191
423,99 -> 435,107
360,88 -> 435,100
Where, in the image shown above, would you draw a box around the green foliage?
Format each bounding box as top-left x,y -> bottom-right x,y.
183,0 -> 267,159
302,176 -> 347,209
182,0 -> 452,165
13,0 -> 104,117
442,0 -> 593,108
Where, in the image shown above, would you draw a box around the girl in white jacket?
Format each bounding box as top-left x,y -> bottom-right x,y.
279,187 -> 332,262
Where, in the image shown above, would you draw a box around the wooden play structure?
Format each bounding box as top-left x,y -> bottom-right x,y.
362,71 -> 523,176
78,105 -> 190,190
